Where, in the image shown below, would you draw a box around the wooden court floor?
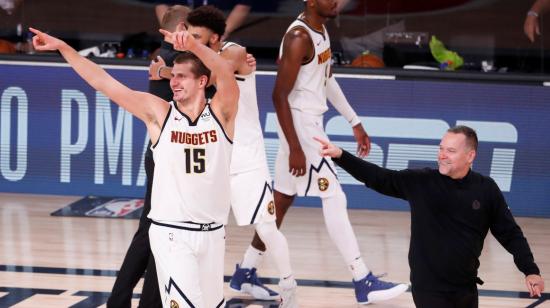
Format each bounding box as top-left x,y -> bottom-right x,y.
0,192 -> 548,307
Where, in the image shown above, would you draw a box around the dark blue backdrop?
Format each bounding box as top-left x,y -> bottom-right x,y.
1,62 -> 549,217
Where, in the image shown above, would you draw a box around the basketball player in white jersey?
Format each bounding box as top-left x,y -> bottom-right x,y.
30,27 -> 238,308
241,0 -> 408,305
183,6 -> 298,306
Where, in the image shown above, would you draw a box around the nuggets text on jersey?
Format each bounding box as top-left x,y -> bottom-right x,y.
170,130 -> 218,145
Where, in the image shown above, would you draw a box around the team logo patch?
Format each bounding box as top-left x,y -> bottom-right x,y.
318,178 -> 329,191
472,200 -> 481,210
267,201 -> 275,215
170,300 -> 179,308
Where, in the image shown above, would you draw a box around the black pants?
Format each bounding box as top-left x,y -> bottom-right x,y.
412,287 -> 478,308
107,154 -> 161,308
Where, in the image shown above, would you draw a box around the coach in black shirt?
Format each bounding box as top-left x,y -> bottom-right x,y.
315,125 -> 544,307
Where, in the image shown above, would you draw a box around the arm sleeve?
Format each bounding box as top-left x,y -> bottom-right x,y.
332,150 -> 411,200
326,76 -> 361,126
488,180 -> 540,276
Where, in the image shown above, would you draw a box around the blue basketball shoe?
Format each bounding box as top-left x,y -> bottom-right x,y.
353,272 -> 408,304
229,264 -> 280,300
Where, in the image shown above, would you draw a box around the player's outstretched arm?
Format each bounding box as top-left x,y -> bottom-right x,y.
30,28 -> 167,127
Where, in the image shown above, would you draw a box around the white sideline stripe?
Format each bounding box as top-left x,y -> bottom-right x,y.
256,71 -> 277,76
3,61 -> 395,79
257,71 -> 396,80
332,73 -> 396,80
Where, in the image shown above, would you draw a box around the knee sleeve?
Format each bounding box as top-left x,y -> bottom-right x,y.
255,221 -> 293,279
321,190 -> 361,264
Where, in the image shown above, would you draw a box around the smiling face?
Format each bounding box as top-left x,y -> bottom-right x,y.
170,52 -> 210,103
169,61 -> 207,103
438,132 -> 476,179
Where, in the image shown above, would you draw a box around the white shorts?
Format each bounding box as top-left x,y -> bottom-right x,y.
149,221 -> 225,308
230,166 -> 277,226
274,110 -> 341,197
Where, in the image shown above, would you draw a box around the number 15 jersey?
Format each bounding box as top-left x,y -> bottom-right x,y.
149,101 -> 233,225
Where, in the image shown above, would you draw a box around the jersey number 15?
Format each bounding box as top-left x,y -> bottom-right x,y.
184,148 -> 205,173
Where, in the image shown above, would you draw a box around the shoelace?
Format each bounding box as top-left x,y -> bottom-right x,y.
247,268 -> 266,286
367,273 -> 397,288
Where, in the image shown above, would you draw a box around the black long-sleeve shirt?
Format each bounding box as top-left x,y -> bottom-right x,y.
333,150 -> 540,292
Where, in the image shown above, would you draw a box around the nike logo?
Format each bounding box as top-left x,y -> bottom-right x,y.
174,117 -> 182,121
316,40 -> 322,46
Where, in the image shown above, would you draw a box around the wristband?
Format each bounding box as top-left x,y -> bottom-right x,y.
156,65 -> 166,79
528,10 -> 539,18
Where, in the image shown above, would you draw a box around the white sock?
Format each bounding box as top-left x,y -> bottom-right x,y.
321,190 -> 370,281
241,245 -> 265,269
279,274 -> 297,289
349,256 -> 369,281
255,221 -> 293,280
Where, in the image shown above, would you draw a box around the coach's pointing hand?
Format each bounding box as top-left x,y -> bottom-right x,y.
314,137 -> 342,159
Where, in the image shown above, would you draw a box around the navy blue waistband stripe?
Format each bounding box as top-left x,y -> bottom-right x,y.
151,220 -> 223,232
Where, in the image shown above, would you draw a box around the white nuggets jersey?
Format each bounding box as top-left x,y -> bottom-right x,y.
279,15 -> 332,115
221,42 -> 268,173
149,102 -> 233,224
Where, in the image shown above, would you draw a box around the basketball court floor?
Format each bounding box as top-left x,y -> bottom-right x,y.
0,192 -> 548,307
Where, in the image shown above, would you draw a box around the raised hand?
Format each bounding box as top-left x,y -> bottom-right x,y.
246,53 -> 257,69
313,137 -> 343,158
149,55 -> 167,80
159,29 -> 196,52
524,13 -> 540,43
29,27 -> 66,51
